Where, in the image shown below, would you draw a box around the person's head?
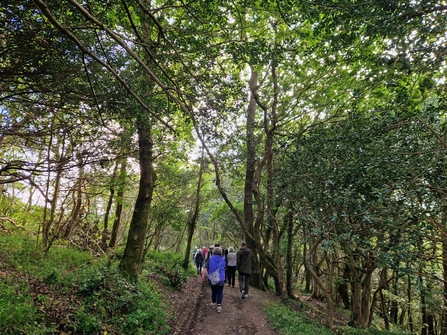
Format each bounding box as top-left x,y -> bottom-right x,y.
194,246 -> 197,249
241,241 -> 247,248
229,247 -> 234,253
215,242 -> 220,248
198,249 -> 202,253
213,247 -> 222,255
203,246 -> 206,249
209,245 -> 214,253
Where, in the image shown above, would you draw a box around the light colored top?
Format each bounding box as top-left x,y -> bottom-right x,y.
227,252 -> 237,266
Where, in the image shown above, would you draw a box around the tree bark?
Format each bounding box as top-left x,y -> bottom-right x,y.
101,160 -> 119,251
109,159 -> 127,248
183,150 -> 204,269
285,205 -> 294,298
243,66 -> 260,286
441,207 -> 447,335
119,121 -> 156,278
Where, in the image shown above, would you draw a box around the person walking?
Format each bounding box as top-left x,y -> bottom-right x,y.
202,244 -> 214,270
224,248 -> 229,284
202,247 -> 226,313
192,246 -> 198,265
194,249 -> 204,274
226,247 -> 237,288
236,241 -> 253,299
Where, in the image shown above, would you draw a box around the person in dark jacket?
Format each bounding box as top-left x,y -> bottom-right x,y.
194,249 -> 204,274
201,247 -> 226,313
236,241 -> 253,299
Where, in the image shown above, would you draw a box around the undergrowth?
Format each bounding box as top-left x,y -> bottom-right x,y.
0,233 -> 193,335
265,302 -> 406,335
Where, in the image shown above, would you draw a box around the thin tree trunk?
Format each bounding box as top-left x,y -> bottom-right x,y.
285,205 -> 294,298
441,208 -> 447,335
183,150 -> 204,269
109,159 -> 127,248
102,160 -> 119,250
390,273 -> 399,324
407,276 -> 414,334
304,238 -> 335,328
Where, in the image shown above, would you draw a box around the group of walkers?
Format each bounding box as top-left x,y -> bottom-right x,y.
192,241 -> 253,313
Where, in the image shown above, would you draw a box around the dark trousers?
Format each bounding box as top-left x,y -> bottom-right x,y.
227,266 -> 236,287
196,262 -> 202,274
211,284 -> 224,304
238,272 -> 250,294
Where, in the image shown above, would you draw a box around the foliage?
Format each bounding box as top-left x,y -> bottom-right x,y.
74,266 -> 169,335
0,233 -> 196,335
143,250 -> 195,289
265,302 -> 335,334
265,302 -> 406,335
0,280 -> 52,334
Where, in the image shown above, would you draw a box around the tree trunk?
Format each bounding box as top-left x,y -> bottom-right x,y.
183,150 -> 204,270
407,276 -> 414,334
43,130 -> 66,251
390,273 -> 399,324
119,121 -> 156,278
243,66 -> 261,288
285,205 -> 294,298
441,208 -> 447,335
101,160 -> 119,251
109,158 -> 127,248
348,253 -> 375,328
304,238 -> 335,328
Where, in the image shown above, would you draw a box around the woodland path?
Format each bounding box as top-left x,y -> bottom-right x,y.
167,274 -> 281,335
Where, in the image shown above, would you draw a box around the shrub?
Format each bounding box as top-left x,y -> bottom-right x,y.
143,250 -> 192,289
265,302 -> 335,335
75,266 -> 170,335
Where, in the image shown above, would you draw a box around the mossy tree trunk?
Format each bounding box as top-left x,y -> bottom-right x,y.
119,121 -> 156,278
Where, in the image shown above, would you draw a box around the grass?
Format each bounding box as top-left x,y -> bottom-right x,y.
264,302 -> 407,335
265,302 -> 335,335
0,232 -> 193,335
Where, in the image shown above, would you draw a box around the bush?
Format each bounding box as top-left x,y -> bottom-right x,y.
265,302 -> 335,335
265,301 -> 406,335
143,250 -> 193,289
74,266 -> 170,335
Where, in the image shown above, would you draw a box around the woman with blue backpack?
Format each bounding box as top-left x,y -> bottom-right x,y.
201,246 -> 226,313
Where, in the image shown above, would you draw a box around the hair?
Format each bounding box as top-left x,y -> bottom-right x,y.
213,247 -> 222,255
228,247 -> 234,253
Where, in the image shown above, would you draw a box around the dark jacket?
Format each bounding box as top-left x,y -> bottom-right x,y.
236,247 -> 253,274
195,252 -> 203,264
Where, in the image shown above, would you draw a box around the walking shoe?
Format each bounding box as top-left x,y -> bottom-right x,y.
210,302 -> 216,308
217,305 -> 222,313
244,294 -> 248,299
241,290 -> 245,299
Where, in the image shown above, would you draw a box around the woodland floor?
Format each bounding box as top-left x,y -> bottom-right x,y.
166,274 -> 351,335
1,255 -> 348,334
166,274 -> 282,335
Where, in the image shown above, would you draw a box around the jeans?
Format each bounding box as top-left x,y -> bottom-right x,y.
238,272 -> 250,294
227,266 -> 236,287
211,284 -> 224,304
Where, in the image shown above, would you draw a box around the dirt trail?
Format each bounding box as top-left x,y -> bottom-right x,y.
168,275 -> 281,335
